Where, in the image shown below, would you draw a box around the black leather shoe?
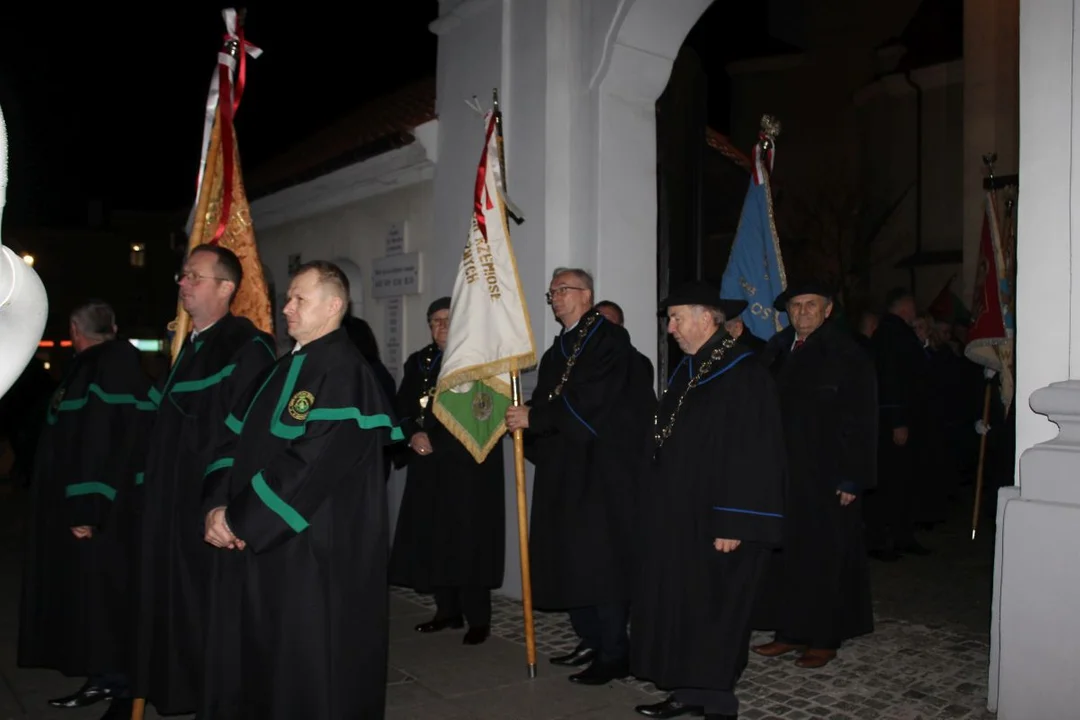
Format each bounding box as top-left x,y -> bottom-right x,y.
635,695 -> 704,718
568,658 -> 629,685
48,681 -> 117,708
414,615 -> 464,633
99,698 -> 134,720
463,626 -> 490,645
549,644 -> 597,667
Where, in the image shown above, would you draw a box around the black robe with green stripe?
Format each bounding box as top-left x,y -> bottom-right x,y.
133,314 -> 275,714
17,338 -> 153,678
199,327 -> 402,720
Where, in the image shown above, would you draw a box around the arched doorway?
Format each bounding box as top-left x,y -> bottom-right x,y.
595,0 -> 715,380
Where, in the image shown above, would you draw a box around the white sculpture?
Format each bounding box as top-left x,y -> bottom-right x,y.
0,103 -> 49,399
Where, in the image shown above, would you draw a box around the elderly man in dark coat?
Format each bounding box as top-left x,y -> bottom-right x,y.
753,282 -> 877,669
505,268 -> 654,686
390,296 -> 505,645
632,281 -> 786,720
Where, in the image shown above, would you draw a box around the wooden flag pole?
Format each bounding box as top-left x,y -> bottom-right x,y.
510,361 -> 538,678
971,382 -> 993,540
130,697 -> 145,720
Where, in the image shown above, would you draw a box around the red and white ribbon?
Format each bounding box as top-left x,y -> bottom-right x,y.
751,133 -> 775,186
186,8 -> 262,236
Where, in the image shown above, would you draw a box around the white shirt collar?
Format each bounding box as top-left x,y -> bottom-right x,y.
190,319 -> 219,341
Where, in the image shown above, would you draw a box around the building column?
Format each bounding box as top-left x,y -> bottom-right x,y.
992,1 -> 1080,717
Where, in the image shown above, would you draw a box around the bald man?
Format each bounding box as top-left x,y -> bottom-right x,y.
200,260 -> 403,720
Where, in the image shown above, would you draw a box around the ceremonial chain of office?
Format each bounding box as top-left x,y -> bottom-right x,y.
547,312 -> 599,401
653,336 -> 737,450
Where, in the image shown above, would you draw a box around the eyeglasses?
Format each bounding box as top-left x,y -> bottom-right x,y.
175,270 -> 228,285
545,286 -> 587,304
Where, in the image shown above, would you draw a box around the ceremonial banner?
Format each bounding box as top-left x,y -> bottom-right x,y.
927,276 -> 972,327
720,116 -> 788,340
169,9 -> 272,363
432,111 -> 536,463
965,190 -> 1016,413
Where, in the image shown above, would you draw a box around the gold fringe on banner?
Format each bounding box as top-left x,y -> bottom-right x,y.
169,105 -> 273,363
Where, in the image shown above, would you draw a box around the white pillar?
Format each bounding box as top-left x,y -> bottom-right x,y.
993,1 -> 1080,717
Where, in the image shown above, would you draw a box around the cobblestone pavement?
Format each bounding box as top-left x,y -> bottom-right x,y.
2,479 -> 997,719
396,494 -> 998,720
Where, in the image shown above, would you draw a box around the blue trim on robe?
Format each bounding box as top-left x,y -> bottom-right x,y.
668,356 -> 691,387
559,316 -> 606,357
696,351 -> 753,386
713,506 -> 784,519
563,396 -> 598,436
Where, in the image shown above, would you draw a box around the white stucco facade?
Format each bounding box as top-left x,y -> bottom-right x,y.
989,1 -> 1080,717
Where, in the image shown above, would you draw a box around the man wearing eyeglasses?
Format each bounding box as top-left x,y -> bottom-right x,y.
133,244 -> 275,716
505,268 -> 655,686
390,297 -> 506,646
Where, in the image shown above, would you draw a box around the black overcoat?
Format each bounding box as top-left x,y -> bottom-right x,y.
389,344 -> 506,592
756,320 -> 877,646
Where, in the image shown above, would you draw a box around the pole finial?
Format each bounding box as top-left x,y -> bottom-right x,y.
759,114 -> 781,152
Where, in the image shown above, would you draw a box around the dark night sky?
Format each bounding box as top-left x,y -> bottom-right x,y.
0,2 -> 785,230
0,3 -> 439,228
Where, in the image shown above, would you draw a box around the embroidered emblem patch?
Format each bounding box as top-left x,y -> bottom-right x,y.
287,390 -> 315,421
471,390 -> 493,421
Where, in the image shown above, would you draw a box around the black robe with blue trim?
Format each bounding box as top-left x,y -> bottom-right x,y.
631,331 -> 786,693
389,343 -> 505,593
525,308 -> 655,609
18,339 -> 153,678
134,313 -> 275,714
200,327 -> 401,720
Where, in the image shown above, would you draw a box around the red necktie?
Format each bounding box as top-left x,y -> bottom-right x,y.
793,339 -> 805,351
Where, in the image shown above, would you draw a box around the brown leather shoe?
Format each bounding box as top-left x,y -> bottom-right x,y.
794,649 -> 837,668
752,641 -> 807,657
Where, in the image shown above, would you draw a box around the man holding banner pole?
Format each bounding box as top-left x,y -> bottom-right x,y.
506,268 -> 655,686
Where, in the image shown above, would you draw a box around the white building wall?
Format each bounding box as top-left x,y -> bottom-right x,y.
255,180 -> 438,361
990,0 -> 1080,717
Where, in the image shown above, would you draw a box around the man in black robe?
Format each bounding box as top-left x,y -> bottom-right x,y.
18,301 -> 153,720
201,260 -> 401,719
596,299 -> 655,390
134,244 -> 276,715
506,269 -> 654,685
753,282 -> 877,670
867,287 -> 931,559
390,296 -> 505,645
632,281 -> 785,720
